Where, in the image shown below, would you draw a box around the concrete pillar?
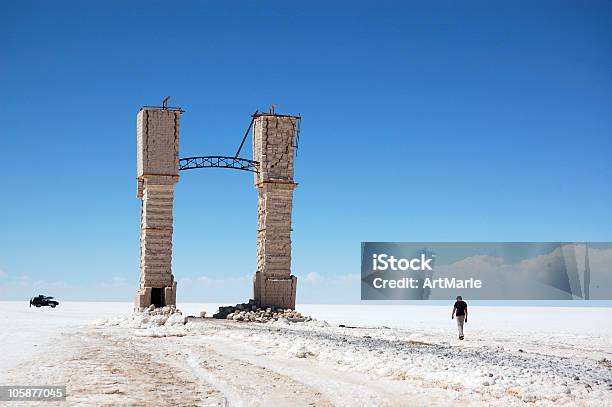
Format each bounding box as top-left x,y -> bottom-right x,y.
134,108 -> 180,310
252,113 -> 299,309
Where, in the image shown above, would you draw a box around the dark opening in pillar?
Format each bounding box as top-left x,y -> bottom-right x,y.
151,288 -> 164,308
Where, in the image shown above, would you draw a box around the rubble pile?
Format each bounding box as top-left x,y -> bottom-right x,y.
212,299 -> 311,323
95,304 -> 187,328
137,305 -> 186,327
145,304 -> 180,316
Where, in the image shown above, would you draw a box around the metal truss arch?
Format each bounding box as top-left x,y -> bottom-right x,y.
179,156 -> 259,173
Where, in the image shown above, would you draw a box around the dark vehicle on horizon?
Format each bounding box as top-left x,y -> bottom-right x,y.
29,295 -> 59,308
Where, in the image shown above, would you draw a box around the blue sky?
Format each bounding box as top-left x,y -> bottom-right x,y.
1,0 -> 611,303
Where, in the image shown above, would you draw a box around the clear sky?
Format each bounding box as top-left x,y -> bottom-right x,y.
1,0 -> 611,303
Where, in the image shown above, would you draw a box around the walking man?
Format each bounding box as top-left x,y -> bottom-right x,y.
452,295 -> 468,340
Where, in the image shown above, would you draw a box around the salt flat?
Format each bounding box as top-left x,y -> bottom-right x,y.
1,301 -> 611,406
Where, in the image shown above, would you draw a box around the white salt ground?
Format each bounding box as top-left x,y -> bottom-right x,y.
1,301 -> 611,406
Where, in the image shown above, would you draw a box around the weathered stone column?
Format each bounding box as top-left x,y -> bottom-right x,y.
134,108 -> 180,310
252,113 -> 299,309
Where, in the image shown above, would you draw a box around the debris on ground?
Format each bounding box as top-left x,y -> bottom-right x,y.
212,299 -> 311,323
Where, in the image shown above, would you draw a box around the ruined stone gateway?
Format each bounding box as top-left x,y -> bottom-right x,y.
134,103 -> 300,311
